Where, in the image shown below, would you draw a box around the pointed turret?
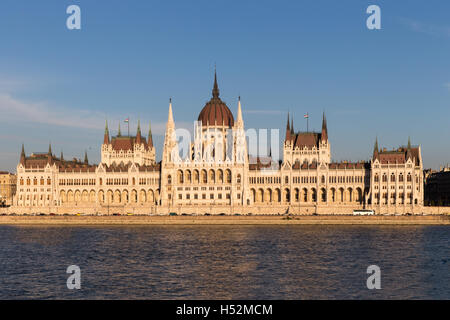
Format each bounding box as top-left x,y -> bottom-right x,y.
148,120 -> 153,148
285,113 -> 291,142
321,112 -> 328,141
373,137 -> 379,160
406,137 -> 412,160
47,143 -> 53,164
164,98 -> 177,163
168,98 -> 174,124
104,120 -> 109,144
236,96 -> 243,124
60,150 -> 64,161
84,150 -> 88,164
118,122 -> 122,137
136,119 -> 142,144
20,144 -> 26,165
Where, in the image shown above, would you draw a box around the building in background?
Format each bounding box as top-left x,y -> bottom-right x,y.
0,172 -> 17,206
424,165 -> 450,206
12,73 -> 425,215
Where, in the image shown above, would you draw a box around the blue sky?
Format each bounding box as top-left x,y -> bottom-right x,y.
0,0 -> 449,172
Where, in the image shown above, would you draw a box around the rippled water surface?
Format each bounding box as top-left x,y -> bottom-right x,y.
0,225 -> 449,299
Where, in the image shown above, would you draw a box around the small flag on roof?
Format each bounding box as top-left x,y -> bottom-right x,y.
124,118 -> 129,123
304,113 -> 309,119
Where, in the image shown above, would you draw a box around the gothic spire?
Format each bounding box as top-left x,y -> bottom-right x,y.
84,150 -> 88,164
406,137 -> 412,160
236,96 -> 243,125
321,112 -> 328,141
104,119 -> 110,144
47,143 -> 53,164
20,143 -> 26,165
168,98 -> 174,123
373,137 -> 379,160
148,120 -> 153,148
136,119 -> 142,144
118,122 -> 122,136
285,112 -> 291,141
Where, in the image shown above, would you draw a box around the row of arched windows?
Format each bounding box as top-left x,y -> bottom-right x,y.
168,169 -> 240,185
20,177 -> 51,186
251,187 -> 364,204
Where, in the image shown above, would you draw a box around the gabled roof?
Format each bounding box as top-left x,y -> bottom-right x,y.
375,146 -> 420,166
110,135 -> 151,152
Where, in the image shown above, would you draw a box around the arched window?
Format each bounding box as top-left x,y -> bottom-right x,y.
194,170 -> 199,183
237,174 -> 241,184
226,170 -> 231,183
186,170 -> 192,183
167,175 -> 172,185
312,188 -> 317,202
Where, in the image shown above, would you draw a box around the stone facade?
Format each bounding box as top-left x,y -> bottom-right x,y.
0,172 -> 16,206
11,73 -> 425,215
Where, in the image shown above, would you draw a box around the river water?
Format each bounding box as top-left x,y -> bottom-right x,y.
0,225 -> 448,299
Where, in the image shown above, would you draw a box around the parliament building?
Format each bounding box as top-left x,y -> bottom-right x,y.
13,73 -> 424,215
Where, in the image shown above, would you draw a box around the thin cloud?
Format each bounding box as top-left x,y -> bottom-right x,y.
0,93 -> 179,135
399,17 -> 450,38
0,93 -> 105,129
0,93 -> 193,135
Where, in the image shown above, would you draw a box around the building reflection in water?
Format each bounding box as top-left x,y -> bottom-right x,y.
0,225 -> 448,299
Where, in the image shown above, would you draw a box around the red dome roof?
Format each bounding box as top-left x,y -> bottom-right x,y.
198,72 -> 234,127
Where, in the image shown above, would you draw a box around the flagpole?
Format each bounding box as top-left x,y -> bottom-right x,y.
128,116 -> 130,137
306,113 -> 309,132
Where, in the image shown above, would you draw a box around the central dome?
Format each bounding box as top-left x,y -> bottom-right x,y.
198,72 -> 234,128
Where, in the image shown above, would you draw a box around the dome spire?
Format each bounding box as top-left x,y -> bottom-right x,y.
212,66 -> 219,98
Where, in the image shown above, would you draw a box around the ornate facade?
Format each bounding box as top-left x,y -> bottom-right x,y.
12,73 -> 424,215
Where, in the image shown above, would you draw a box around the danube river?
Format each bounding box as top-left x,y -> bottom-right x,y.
0,225 -> 448,299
